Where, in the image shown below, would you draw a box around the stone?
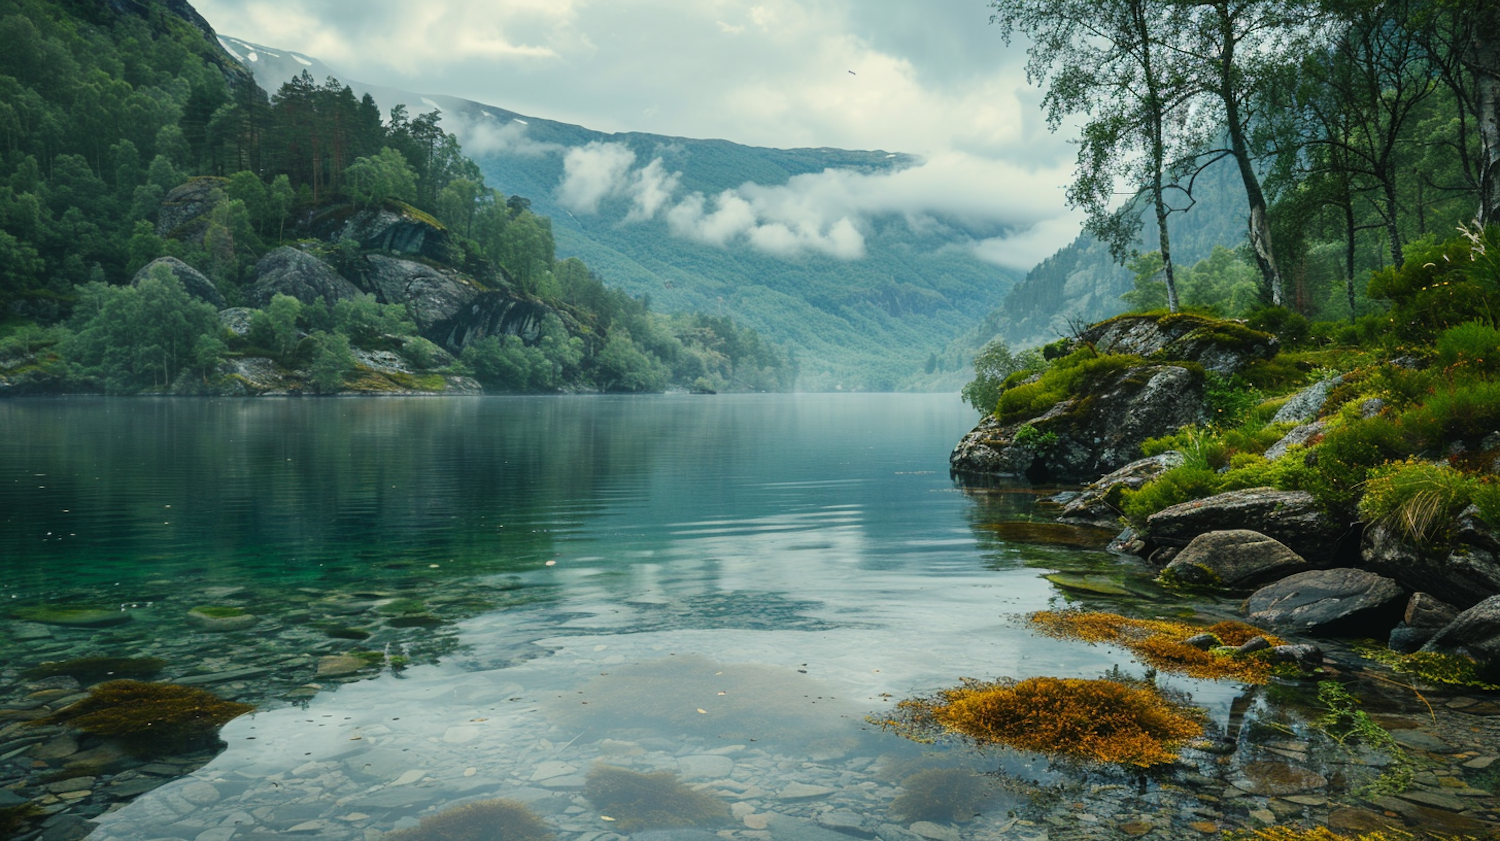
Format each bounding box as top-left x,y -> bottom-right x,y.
1184,634 -> 1218,650
1390,729 -> 1455,753
10,605 -> 131,628
316,655 -> 371,677
530,761 -> 578,781
132,257 -> 226,308
1160,529 -> 1310,588
1407,592 -> 1462,629
186,607 -> 257,632
743,814 -> 770,830
178,781 -> 222,804
30,736 -> 78,760
1327,808 -> 1398,833
362,255 -> 481,333
1423,595 -> 1500,667
1228,761 -> 1326,796
44,776 -> 95,794
1077,314 -> 1278,375
1145,488 -> 1348,564
218,307 -> 254,337
907,822 -> 960,841
952,364 -> 1206,483
1271,376 -> 1343,425
1236,636 -> 1271,654
676,754 -> 733,780
244,246 -> 362,308
1052,452 -> 1184,528
817,810 -> 869,836
1388,624 -> 1436,654
1118,821 -> 1153,837
1362,523 -> 1500,609
1263,420 -> 1327,462
778,782 -> 836,800
156,177 -> 226,242
1244,568 -> 1406,636
1463,756 -> 1497,769
8,622 -> 52,641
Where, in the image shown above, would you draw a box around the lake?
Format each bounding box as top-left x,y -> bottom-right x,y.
0,395 -> 1311,840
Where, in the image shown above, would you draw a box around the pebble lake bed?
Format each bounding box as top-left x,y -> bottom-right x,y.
3,395 -> 1500,841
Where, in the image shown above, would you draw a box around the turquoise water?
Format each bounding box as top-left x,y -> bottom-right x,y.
0,395 -> 1251,840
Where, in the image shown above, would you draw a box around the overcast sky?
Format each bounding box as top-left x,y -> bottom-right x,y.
195,0 -> 1084,268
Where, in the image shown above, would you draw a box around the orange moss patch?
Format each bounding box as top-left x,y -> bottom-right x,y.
1029,610 -> 1284,683
876,676 -> 1203,768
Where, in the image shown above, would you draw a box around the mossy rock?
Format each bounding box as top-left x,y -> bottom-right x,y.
376,598 -> 427,615
322,625 -> 371,640
39,680 -> 253,757
187,606 -> 257,631
11,605 -> 132,628
1043,573 -> 1135,597
387,614 -> 445,629
22,657 -> 165,683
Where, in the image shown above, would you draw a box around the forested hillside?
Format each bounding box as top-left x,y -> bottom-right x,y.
0,0 -> 793,395
228,38 -> 1023,391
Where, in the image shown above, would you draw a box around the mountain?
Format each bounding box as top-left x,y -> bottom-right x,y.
222,37 -> 1022,391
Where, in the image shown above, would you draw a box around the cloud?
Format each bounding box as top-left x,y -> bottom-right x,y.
625,158 -> 681,222
442,114 -> 561,157
558,142 -> 639,214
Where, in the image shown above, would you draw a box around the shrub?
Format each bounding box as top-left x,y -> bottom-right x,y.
1367,227 -> 1500,345
961,338 -> 1043,414
1400,382 -> 1500,447
1303,416 -> 1408,513
1358,460 -> 1488,544
1120,466 -> 1221,523
1246,306 -> 1311,347
994,349 -> 1147,425
1435,320 -> 1500,378
875,675 -> 1203,768
1204,373 -> 1263,428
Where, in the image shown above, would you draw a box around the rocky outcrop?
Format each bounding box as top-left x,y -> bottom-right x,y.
1244,568 -> 1406,636
1160,529 -> 1311,590
313,206 -> 463,266
155,177 -> 227,244
429,293 -> 554,350
218,307 -> 254,337
1077,314 -> 1278,375
1360,512 -> 1500,609
1263,420 -> 1327,461
1049,452 -> 1185,528
244,247 -> 362,308
360,255 -> 483,334
1423,595 -> 1500,669
1272,376 -> 1344,425
1143,487 -> 1350,564
132,257 -> 225,308
951,364 -> 1205,483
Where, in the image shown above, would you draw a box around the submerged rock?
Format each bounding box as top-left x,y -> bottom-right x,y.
1159,529 -> 1310,590
1243,568 -> 1405,636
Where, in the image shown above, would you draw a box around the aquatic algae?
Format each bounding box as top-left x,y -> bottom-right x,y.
383,799 -> 553,841
1029,610 -> 1285,683
1355,644 -> 1500,691
876,676 -> 1203,768
37,680 -> 253,757
583,765 -> 731,831
22,656 -> 165,683
889,767 -> 998,823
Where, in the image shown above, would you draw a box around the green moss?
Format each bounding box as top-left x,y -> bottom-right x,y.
22,656 -> 166,682
1354,643 -> 1500,690
11,605 -> 132,628
376,598 -> 427,615
994,349 -> 1148,425
37,680 -> 253,757
584,766 -> 730,832
387,614 -> 445,628
322,625 -> 371,640
383,799 -> 553,841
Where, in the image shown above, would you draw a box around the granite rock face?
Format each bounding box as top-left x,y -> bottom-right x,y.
1244,568 -> 1406,636
1144,487 -> 1349,564
1050,452 -> 1185,528
245,247 -> 363,308
1271,376 -> 1344,425
1361,514 -> 1500,609
1077,314 -> 1278,375
132,257 -> 226,309
154,177 -> 227,244
1160,529 -> 1311,589
360,255 -> 481,334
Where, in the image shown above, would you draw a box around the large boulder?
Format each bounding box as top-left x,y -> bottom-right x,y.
1050,452 -> 1185,528
1244,568 -> 1406,636
361,255 -> 483,334
1389,592 -> 1463,653
1143,487 -> 1350,564
1263,420 -> 1327,461
1077,314 -> 1278,375
155,177 -> 227,244
1422,595 -> 1500,668
951,364 -> 1205,483
244,247 -> 363,308
131,257 -> 225,309
1360,512 -> 1500,610
1160,529 -> 1311,590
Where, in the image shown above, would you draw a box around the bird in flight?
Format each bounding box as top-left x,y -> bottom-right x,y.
848,70 -> 856,75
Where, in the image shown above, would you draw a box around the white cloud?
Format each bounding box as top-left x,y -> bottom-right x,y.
625,158 -> 681,222
558,142 -> 639,214
442,114 -> 561,158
